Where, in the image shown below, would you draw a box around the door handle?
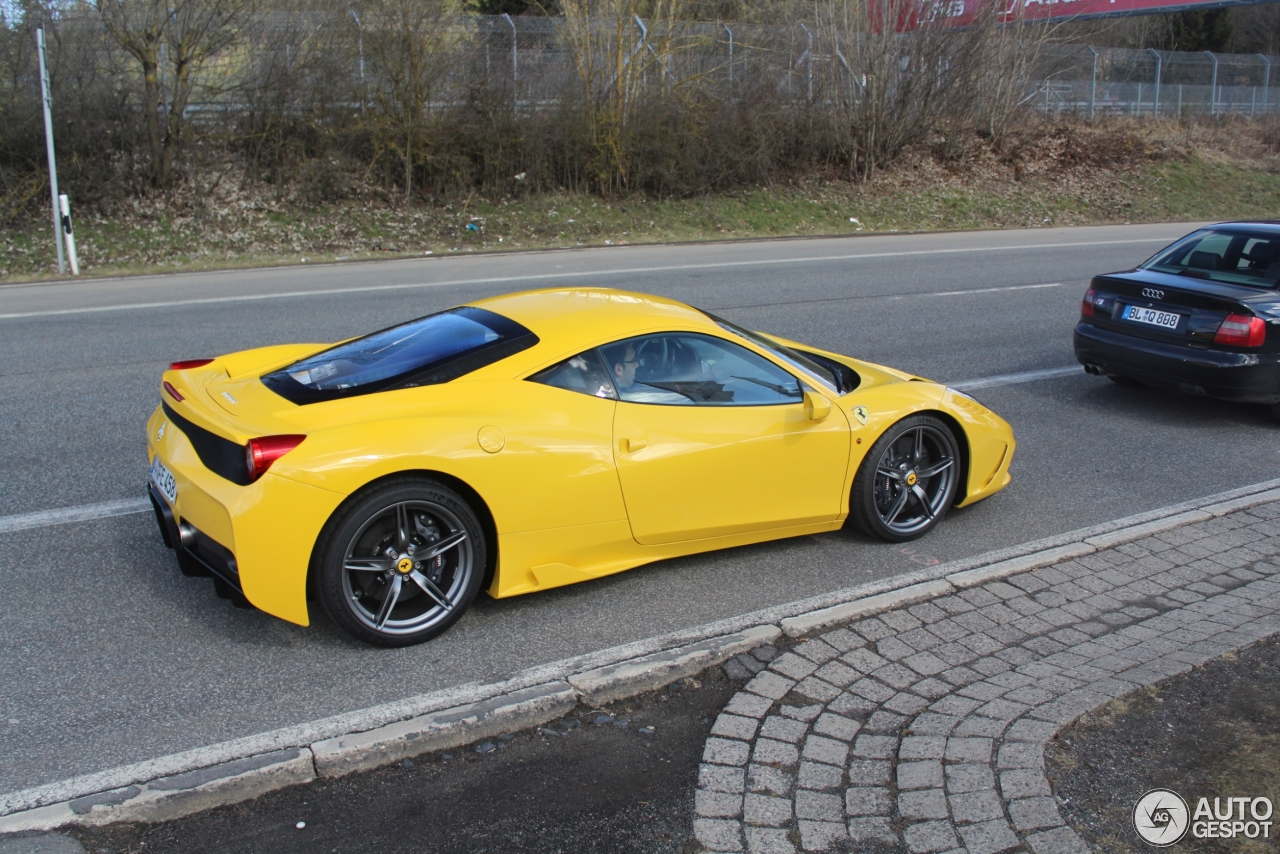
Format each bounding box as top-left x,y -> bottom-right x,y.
620,437 -> 647,454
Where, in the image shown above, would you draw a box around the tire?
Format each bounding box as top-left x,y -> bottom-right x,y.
849,415 -> 961,543
316,477 -> 486,647
1271,403 -> 1280,425
1107,374 -> 1143,388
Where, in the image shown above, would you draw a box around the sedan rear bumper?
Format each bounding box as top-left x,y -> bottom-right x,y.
1074,322 -> 1280,404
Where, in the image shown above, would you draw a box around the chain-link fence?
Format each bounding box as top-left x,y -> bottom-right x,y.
15,11 -> 1276,118
1031,45 -> 1275,118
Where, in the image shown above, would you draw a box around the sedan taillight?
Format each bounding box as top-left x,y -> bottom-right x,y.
1081,288 -> 1096,318
1213,314 -> 1266,348
245,435 -> 306,481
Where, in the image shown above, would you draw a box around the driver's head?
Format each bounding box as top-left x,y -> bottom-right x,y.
613,344 -> 638,389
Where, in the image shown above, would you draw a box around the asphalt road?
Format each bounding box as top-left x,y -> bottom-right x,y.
5,222 -> 1280,796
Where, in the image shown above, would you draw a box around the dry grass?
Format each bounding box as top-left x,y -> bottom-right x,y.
4,118 -> 1278,283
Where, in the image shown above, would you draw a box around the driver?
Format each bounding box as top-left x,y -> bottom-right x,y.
612,344 -> 640,391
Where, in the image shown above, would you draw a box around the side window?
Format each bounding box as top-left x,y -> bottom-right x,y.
599,333 -> 803,406
1176,233 -> 1232,271
1237,238 -> 1280,276
528,350 -> 617,399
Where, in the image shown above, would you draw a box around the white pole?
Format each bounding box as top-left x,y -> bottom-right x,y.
59,194 -> 79,276
36,26 -> 66,275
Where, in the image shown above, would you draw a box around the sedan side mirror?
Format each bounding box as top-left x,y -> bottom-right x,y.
804,390 -> 831,421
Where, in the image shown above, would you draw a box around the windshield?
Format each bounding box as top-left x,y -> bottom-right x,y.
1142,228 -> 1280,289
700,311 -> 843,395
263,306 -> 536,404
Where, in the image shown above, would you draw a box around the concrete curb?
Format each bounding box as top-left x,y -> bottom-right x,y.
4,476 -> 1280,834
0,750 -> 313,833
570,625 -> 781,707
781,581 -> 954,638
312,682 -> 579,778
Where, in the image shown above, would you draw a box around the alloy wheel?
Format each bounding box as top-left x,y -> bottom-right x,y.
871,423 -> 958,538
340,499 -> 474,637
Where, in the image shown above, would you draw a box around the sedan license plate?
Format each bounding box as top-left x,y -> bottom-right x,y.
151,457 -> 178,505
1121,305 -> 1181,330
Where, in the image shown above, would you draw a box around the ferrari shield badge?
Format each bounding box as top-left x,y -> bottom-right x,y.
851,405 -> 869,426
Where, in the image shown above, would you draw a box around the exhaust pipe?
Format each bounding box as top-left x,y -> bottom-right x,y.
1083,364 -> 1103,376
177,520 -> 199,550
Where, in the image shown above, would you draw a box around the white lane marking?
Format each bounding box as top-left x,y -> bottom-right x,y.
0,237 -> 1165,320
929,282 -> 1060,297
950,366 -> 1081,391
721,282 -> 1063,313
0,498 -> 152,534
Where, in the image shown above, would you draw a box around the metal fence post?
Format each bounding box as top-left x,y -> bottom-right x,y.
1148,48 -> 1161,116
503,13 -> 517,85
724,23 -> 733,93
799,23 -> 813,101
1206,51 -> 1217,115
159,42 -> 170,118
1261,54 -> 1271,114
349,10 -> 364,112
1087,45 -> 1097,120
36,26 -> 65,275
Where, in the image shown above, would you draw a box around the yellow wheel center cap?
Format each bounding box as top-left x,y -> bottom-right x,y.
905,472 -> 918,487
397,557 -> 414,574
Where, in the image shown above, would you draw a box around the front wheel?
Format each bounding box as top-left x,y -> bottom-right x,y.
849,415 -> 961,543
316,477 -> 486,647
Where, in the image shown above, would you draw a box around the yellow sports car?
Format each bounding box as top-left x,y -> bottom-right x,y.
146,288 -> 1014,646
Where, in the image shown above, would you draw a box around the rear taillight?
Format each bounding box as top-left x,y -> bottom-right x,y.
1081,288 -> 1096,318
170,359 -> 214,370
1213,314 -> 1266,347
245,435 -> 306,481
163,381 -> 184,402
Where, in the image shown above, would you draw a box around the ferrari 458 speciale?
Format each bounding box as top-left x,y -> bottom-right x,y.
147,288 -> 1014,645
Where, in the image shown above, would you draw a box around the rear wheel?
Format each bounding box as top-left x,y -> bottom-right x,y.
317,477 -> 485,647
849,415 -> 960,543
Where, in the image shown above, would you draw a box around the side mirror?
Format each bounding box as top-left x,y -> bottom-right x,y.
804,390 -> 831,421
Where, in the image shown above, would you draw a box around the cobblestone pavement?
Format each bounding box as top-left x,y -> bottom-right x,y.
693,502 -> 1280,854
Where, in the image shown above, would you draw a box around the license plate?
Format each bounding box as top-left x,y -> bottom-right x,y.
1121,305 -> 1181,330
151,457 -> 178,505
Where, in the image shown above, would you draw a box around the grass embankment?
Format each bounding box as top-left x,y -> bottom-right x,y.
3,123 -> 1279,283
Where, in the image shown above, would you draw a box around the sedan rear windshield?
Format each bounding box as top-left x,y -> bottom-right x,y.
1142,228 -> 1280,289
263,306 -> 537,405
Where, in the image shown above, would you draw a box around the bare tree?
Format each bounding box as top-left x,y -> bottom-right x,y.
98,0 -> 251,187
361,0 -> 471,199
559,0 -> 694,193
811,0 -> 1006,178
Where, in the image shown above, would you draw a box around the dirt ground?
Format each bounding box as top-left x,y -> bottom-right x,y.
1048,637 -> 1280,854
62,674 -> 735,854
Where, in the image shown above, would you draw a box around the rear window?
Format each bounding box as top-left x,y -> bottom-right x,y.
263,306 -> 537,404
1142,228 -> 1280,289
